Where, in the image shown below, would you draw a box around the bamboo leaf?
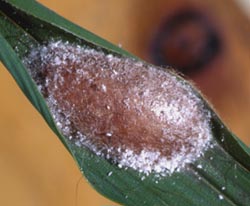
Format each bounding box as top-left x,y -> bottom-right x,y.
0,0 -> 250,205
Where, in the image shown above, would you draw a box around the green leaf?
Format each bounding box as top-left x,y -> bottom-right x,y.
0,0 -> 250,205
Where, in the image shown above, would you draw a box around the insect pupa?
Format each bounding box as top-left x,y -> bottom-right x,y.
24,40 -> 212,175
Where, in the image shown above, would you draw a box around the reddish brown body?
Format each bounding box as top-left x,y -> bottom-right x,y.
26,41 -> 211,173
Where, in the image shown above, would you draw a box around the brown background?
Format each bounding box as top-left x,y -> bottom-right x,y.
0,0 -> 249,205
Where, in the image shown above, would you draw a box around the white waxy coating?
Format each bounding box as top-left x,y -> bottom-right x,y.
24,40 -> 212,175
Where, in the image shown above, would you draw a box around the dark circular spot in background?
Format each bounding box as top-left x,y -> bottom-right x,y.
150,9 -> 221,76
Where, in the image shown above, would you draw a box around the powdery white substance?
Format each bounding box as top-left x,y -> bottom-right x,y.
24,40 -> 212,175
219,195 -> 224,200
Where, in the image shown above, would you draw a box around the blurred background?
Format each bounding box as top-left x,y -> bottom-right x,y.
0,0 -> 249,205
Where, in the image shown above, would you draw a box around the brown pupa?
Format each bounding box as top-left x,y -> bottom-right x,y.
24,41 -> 212,174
